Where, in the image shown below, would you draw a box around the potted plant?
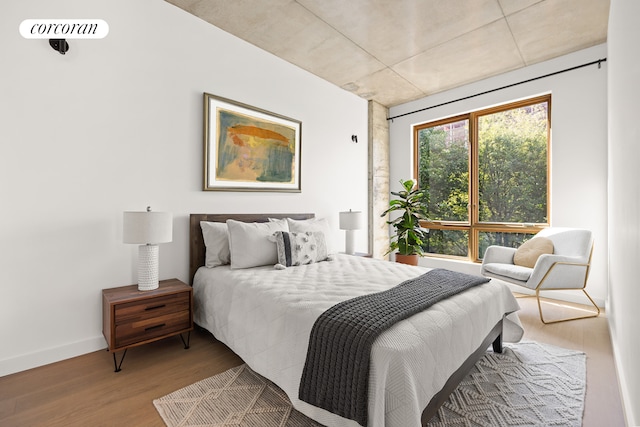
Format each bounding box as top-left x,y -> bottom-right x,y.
381,179 -> 429,265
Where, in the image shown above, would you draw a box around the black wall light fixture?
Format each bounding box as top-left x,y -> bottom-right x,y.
351,135 -> 358,143
49,39 -> 69,55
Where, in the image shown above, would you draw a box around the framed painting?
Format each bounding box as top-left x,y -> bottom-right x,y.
203,93 -> 301,192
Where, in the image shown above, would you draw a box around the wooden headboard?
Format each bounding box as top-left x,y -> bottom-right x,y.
189,213 -> 315,285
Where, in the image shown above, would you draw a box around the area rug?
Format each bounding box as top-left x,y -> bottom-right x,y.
153,341 -> 586,427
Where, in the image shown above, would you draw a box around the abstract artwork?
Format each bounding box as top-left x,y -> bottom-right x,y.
203,93 -> 301,192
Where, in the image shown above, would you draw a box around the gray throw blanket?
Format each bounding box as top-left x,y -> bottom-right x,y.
298,268 -> 490,426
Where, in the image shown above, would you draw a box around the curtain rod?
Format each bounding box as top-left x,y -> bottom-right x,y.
387,57 -> 607,122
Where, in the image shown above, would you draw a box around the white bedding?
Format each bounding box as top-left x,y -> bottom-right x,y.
193,254 -> 523,427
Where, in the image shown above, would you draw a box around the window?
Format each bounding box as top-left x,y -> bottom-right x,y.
414,94 -> 550,261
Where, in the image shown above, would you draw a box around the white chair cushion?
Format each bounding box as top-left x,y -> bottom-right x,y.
483,262 -> 533,282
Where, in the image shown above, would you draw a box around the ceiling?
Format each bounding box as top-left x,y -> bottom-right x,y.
165,0 -> 610,108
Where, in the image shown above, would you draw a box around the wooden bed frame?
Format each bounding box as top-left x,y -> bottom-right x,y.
188,213 -> 503,425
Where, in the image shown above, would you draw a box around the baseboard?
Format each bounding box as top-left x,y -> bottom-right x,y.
0,335 -> 106,377
609,323 -> 636,427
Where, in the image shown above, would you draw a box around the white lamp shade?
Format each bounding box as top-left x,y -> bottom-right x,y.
123,211 -> 173,244
339,210 -> 363,230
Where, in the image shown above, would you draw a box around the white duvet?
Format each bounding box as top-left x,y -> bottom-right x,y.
193,254 -> 523,427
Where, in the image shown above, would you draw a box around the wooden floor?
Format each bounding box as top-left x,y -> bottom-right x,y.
0,295 -> 626,427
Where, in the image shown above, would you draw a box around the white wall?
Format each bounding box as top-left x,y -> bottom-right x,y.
0,0 -> 368,376
388,44 -> 609,308
608,0 -> 640,424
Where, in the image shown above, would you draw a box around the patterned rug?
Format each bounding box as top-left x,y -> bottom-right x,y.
153,341 -> 586,427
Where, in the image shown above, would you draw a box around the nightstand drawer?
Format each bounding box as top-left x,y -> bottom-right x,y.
114,310 -> 191,348
114,292 -> 190,324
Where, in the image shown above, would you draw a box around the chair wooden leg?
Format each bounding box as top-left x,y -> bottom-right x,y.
536,288 -> 601,324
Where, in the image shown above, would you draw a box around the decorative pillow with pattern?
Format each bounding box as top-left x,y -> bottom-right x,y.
286,217 -> 335,254
272,231 -> 330,269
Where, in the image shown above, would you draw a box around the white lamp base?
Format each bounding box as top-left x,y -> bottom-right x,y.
345,230 -> 356,255
138,244 -> 159,291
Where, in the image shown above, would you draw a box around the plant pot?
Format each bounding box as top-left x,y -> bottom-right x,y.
395,253 -> 419,266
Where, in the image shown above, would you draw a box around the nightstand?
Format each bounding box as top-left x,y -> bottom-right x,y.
102,278 -> 193,372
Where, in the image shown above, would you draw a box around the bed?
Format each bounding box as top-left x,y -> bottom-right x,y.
189,213 -> 523,427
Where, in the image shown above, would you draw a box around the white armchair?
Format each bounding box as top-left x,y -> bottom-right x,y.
481,227 -> 600,324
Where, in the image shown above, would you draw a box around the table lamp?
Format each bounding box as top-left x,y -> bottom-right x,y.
339,210 -> 363,255
123,207 -> 173,291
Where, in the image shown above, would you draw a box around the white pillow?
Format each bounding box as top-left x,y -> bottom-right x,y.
200,221 -> 230,268
286,217 -> 334,254
227,219 -> 289,269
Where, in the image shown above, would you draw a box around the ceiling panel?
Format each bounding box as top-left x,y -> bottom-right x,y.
345,68 -> 425,107
507,0 -> 609,65
296,0 -> 505,66
166,0 -> 610,107
393,19 -> 524,95
498,0 -> 543,16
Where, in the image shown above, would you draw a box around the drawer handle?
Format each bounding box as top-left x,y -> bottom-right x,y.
145,304 -> 166,311
145,323 -> 166,331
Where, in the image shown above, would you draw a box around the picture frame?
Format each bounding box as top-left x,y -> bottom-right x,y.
203,93 -> 302,192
